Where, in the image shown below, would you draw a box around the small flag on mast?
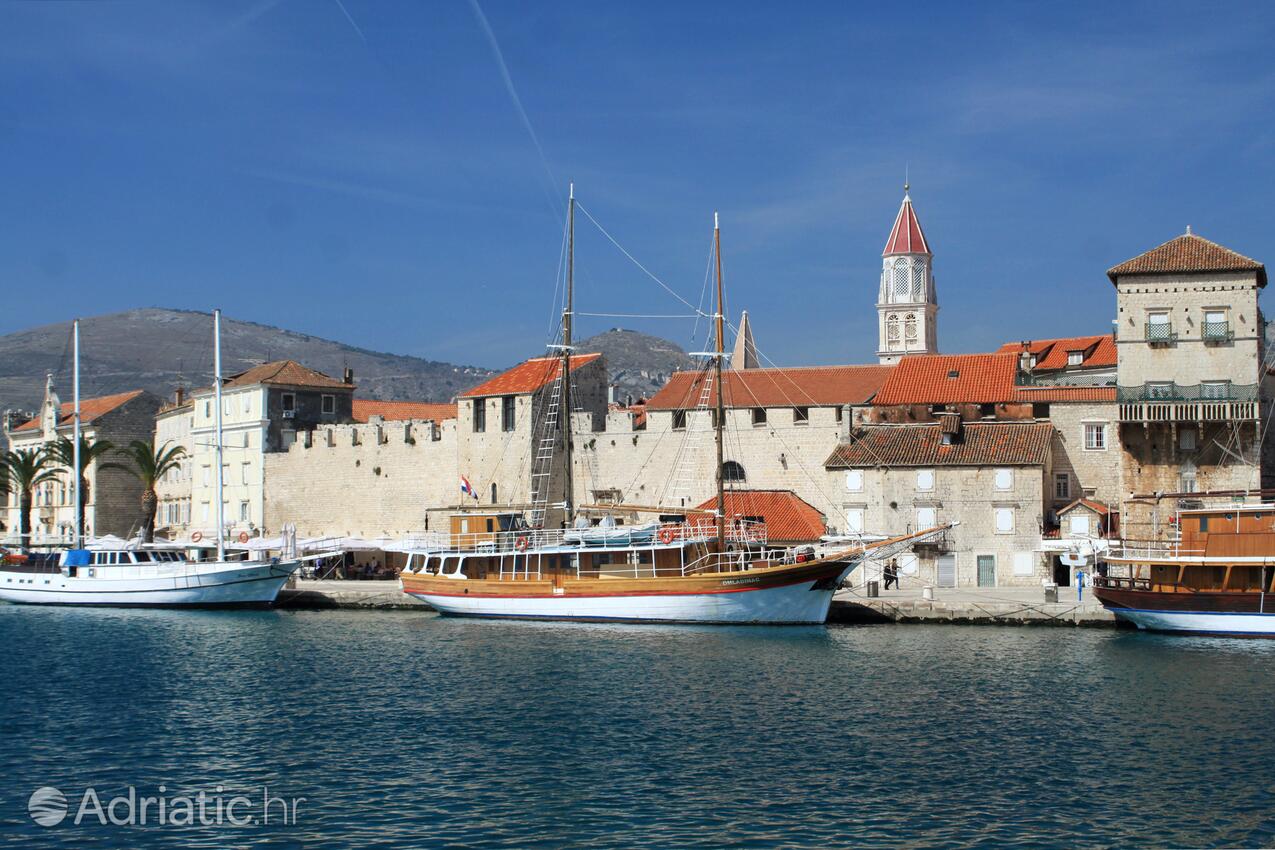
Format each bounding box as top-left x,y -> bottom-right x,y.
460,475 -> 477,500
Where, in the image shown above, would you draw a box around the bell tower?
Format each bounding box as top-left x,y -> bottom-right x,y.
876,185 -> 938,364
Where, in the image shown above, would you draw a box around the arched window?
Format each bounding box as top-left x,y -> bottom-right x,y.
886,314 -> 901,349
893,260 -> 909,297
904,313 -> 918,343
490,482 -> 498,504
722,461 -> 746,483
911,261 -> 926,299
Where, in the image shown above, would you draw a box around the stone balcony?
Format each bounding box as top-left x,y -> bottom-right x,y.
1117,382 -> 1259,423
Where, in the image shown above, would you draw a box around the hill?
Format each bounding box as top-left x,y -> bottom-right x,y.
0,309 -> 495,419
0,312 -> 698,425
576,328 -> 696,402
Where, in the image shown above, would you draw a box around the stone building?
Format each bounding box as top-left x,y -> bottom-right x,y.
167,360 -> 356,540
153,390 -> 194,536
3,379 -> 160,541
1107,231 -> 1271,538
825,419 -> 1054,587
454,354 -> 608,528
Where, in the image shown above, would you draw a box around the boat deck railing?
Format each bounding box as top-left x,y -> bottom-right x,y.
1105,539 -> 1206,560
417,519 -> 767,555
681,546 -> 809,576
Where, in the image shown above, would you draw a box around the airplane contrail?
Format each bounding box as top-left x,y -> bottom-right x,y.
332,0 -> 368,44
466,0 -> 562,217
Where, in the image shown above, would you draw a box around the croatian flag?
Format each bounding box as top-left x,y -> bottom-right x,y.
460,475 -> 477,500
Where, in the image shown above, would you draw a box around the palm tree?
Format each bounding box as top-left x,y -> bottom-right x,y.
49,435 -> 116,542
110,440 -> 186,543
2,449 -> 60,552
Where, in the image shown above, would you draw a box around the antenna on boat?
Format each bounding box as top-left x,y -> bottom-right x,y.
72,318 -> 82,549
213,309 -> 225,563
713,211 -> 726,550
561,182 -> 575,527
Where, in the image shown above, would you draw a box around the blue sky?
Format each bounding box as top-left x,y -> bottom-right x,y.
2,1 -> 1273,370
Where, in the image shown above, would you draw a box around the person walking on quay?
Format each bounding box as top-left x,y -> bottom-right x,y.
884,558 -> 899,591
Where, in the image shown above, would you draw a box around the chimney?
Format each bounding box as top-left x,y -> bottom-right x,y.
1018,342 -> 1033,375
174,387 -> 185,405
343,368 -> 354,385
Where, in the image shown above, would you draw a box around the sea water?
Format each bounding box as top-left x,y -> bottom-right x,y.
1,607 -> 1272,848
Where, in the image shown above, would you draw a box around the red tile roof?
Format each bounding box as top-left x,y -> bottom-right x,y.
1058,498 -> 1111,517
352,400 -> 458,423
825,422 -> 1053,468
883,192 -> 930,255
11,390 -> 145,432
874,354 -> 1018,405
1012,386 -> 1117,403
459,354 -> 602,398
1107,233 -> 1266,287
995,334 -> 1116,371
223,360 -> 352,390
646,365 -> 893,411
695,489 -> 827,543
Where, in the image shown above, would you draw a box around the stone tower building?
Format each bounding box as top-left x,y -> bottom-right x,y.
1108,230 -> 1270,538
876,186 -> 938,364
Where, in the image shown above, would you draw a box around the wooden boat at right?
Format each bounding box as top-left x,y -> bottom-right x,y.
1095,502 -> 1275,636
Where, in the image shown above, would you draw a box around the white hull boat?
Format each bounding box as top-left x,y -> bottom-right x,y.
0,555 -> 300,608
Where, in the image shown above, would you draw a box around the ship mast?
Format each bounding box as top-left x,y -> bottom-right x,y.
560,183 -> 575,527
72,318 -> 81,548
713,212 -> 726,550
213,309 -> 225,563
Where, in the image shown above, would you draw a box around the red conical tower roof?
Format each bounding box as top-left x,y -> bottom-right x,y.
883,186 -> 930,256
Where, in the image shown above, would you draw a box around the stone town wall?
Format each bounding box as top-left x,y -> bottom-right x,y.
264,418 -> 458,538
575,405 -> 852,525
831,462 -> 1049,588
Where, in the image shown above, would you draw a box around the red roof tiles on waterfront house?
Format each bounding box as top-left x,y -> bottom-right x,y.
874,354 -> 1018,405
352,400 -> 458,423
223,360 -> 352,390
883,192 -> 930,255
1107,232 -> 1266,287
1012,386 -> 1117,403
995,334 -> 1116,371
11,390 -> 145,432
458,354 -> 602,398
646,365 -> 892,411
694,490 -> 827,543
825,422 -> 1054,468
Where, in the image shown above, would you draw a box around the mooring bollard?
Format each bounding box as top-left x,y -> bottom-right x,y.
922,585 -> 934,601
866,580 -> 879,598
1044,583 -> 1058,603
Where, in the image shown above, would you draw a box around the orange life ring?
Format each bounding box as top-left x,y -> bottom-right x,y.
658,527 -> 676,545
238,531 -> 250,544
515,536 -> 530,552
191,531 -> 203,543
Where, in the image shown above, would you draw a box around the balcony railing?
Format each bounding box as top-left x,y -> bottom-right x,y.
1145,322 -> 1177,345
1117,383 -> 1256,403
1202,320 -> 1233,344
1118,382 -> 1260,422
1016,371 -> 1117,388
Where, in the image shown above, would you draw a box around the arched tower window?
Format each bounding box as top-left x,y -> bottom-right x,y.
722,461 -> 746,483
886,314 -> 901,349
911,261 -> 926,300
893,260 -> 909,298
904,313 -> 918,344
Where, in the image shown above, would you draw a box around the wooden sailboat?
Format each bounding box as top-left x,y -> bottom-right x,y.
400,192 -> 946,623
1095,500 -> 1275,636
